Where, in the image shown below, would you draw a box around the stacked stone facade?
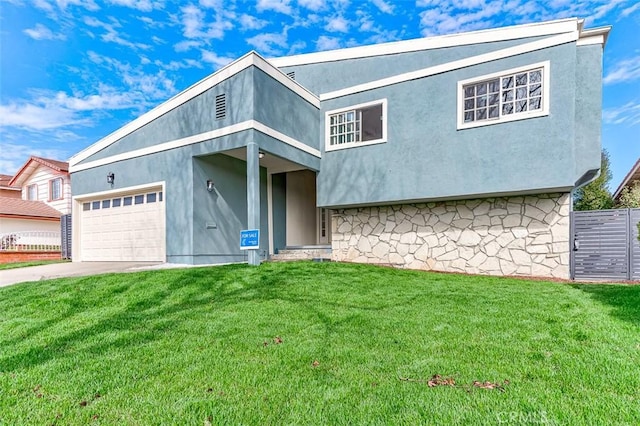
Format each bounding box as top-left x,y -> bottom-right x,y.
331,193 -> 571,278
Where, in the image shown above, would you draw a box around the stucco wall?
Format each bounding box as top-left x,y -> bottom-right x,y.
331,193 -> 570,278
317,43 -> 581,208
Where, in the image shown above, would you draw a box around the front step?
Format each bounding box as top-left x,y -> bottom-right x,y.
270,245 -> 332,262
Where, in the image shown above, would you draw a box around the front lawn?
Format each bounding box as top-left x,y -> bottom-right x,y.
0,262 -> 638,425
0,260 -> 67,270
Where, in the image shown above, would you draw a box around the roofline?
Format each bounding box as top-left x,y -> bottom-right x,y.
8,156 -> 69,186
69,51 -> 320,168
0,213 -> 61,221
613,158 -> 640,199
269,18 -> 586,68
0,186 -> 20,191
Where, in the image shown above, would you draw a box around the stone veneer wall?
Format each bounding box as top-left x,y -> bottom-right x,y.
331,193 -> 571,278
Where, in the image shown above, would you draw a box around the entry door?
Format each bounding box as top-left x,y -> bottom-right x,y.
317,208 -> 331,244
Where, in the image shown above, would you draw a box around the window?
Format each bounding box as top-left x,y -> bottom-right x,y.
457,61 -> 549,129
147,193 -> 157,203
83,203 -> 90,211
92,201 -> 101,210
325,99 -> 387,151
123,196 -> 133,206
50,178 -> 63,201
134,195 -> 144,205
112,198 -> 121,207
102,200 -> 111,209
27,184 -> 37,200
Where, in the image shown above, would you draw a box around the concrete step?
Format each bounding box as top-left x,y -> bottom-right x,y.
270,246 -> 332,261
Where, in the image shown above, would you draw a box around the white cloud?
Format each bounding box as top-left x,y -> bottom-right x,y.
256,0 -> 291,14
246,32 -> 288,55
325,16 -> 349,33
0,102 -> 85,130
621,1 -> 640,17
603,101 -> 640,126
371,0 -> 394,14
23,23 -> 66,40
180,3 -> 233,40
316,35 -> 341,51
181,4 -> 206,38
107,0 -> 156,11
174,40 -> 202,52
201,50 -> 234,69
604,56 -> 640,85
239,14 -> 268,31
298,0 -> 325,11
83,16 -> 151,49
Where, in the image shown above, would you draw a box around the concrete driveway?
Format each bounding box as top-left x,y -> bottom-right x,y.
0,262 -> 163,288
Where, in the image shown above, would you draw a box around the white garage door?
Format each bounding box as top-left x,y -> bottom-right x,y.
80,188 -> 165,261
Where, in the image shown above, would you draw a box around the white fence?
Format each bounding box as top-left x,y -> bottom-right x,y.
0,231 -> 61,252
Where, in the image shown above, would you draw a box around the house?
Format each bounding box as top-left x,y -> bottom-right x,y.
9,156 -> 71,215
0,157 -> 70,261
613,158 -> 640,203
68,18 -> 610,278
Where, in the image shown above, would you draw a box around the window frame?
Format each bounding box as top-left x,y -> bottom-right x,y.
325,98 -> 388,152
27,184 -> 37,201
49,177 -> 63,201
457,61 -> 550,130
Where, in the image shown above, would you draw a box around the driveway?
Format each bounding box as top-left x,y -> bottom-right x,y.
0,262 -> 163,288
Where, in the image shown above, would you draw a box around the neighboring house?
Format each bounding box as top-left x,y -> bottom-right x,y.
0,174 -> 21,199
0,157 -> 70,257
613,158 -> 640,203
68,18 -> 609,279
9,156 -> 71,215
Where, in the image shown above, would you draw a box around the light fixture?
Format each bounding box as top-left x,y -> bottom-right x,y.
206,179 -> 214,192
258,151 -> 265,159
107,172 -> 115,185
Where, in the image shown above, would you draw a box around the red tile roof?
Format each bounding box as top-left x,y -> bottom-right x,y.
0,174 -> 18,188
0,197 -> 62,219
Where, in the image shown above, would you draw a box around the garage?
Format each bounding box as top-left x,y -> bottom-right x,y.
79,187 -> 165,261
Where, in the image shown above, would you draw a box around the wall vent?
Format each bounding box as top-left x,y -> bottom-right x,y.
215,94 -> 226,120
286,71 -> 295,80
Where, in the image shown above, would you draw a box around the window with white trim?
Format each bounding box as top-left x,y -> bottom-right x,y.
27,184 -> 37,200
50,178 -> 63,201
458,61 -> 549,129
326,99 -> 387,151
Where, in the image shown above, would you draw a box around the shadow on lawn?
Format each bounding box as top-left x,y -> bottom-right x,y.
0,263 -> 415,372
572,283 -> 640,326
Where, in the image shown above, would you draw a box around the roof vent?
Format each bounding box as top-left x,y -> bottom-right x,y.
215,94 -> 226,120
286,71 -> 295,80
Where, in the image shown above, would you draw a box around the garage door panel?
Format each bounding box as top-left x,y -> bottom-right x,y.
80,188 -> 165,262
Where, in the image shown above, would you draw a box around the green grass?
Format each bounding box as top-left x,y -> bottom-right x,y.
1,262 -> 638,425
0,260 -> 67,270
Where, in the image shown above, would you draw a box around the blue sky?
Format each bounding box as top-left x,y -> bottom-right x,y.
0,0 -> 638,192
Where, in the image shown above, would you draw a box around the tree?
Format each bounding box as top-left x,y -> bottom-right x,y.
616,181 -> 640,208
573,149 -> 614,211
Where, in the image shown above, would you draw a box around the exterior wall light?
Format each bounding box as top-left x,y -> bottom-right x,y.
107,172 -> 115,185
206,180 -> 215,192
258,151 -> 265,159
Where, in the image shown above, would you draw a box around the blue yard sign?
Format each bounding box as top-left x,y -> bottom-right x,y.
240,229 -> 259,250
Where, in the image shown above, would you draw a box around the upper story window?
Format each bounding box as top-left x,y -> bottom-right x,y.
457,61 -> 550,130
325,99 -> 387,151
27,184 -> 37,200
50,178 -> 63,201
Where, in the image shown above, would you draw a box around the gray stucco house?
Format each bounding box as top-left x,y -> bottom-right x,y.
69,17 -> 610,278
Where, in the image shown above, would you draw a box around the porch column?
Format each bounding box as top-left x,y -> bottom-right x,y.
247,142 -> 261,266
